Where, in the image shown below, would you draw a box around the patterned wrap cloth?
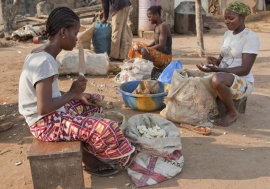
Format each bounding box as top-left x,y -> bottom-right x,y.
29,94 -> 135,166
128,42 -> 172,68
226,1 -> 251,16
230,74 -> 253,100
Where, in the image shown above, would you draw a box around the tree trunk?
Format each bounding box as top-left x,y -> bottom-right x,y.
1,0 -> 21,35
195,0 -> 204,57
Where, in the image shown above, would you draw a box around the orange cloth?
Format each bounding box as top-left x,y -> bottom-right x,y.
128,42 -> 172,67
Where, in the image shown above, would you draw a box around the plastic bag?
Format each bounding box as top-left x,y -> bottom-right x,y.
114,58 -> 154,83
92,20 -> 112,54
158,60 -> 183,84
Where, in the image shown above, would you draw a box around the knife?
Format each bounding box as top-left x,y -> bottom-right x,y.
78,42 -> 86,77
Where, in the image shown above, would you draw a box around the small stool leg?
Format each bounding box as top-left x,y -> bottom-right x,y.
216,97 -> 247,116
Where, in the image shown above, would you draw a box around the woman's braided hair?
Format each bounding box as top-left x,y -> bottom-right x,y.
45,7 -> 79,37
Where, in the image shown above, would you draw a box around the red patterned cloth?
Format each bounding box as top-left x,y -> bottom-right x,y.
29,95 -> 135,166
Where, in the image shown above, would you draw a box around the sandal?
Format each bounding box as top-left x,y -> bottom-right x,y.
180,123 -> 211,135
83,165 -> 119,177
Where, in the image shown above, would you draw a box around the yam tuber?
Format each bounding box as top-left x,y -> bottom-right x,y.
132,81 -> 143,94
132,80 -> 159,94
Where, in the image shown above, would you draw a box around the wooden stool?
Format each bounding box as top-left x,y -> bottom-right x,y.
27,139 -> 84,189
216,97 -> 247,117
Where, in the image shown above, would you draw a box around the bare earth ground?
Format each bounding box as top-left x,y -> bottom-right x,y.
0,22 -> 270,189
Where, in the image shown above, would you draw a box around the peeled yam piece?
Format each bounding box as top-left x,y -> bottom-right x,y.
137,124 -> 166,139
137,125 -> 143,130
143,80 -> 158,94
142,127 -> 148,133
156,130 -> 165,138
142,133 -> 152,139
154,125 -> 161,130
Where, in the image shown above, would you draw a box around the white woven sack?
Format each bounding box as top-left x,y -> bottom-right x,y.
56,50 -> 109,76
128,151 -> 184,187
125,114 -> 182,157
160,69 -> 217,127
125,114 -> 184,187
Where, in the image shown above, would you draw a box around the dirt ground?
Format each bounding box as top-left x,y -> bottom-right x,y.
0,20 -> 270,189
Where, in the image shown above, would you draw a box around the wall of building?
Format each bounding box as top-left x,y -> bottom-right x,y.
0,1 -> 2,24
161,0 -> 175,29
174,0 -> 209,14
130,0 -> 139,35
130,0 -> 174,35
174,0 -> 260,16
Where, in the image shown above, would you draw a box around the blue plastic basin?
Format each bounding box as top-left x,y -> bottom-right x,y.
118,80 -> 167,111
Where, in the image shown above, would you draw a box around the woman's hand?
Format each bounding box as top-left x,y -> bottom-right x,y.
134,45 -> 142,54
69,75 -> 87,97
196,63 -> 218,73
36,75 -> 88,115
75,93 -> 98,106
206,56 -> 220,67
99,11 -> 107,24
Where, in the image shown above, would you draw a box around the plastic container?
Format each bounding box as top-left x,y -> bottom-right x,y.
33,36 -> 40,44
92,20 -> 112,54
138,0 -> 161,32
118,80 -> 167,111
33,37 -> 47,44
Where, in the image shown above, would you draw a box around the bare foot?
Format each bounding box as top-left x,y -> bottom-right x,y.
214,111 -> 238,127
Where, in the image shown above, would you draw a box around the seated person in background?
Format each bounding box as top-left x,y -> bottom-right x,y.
128,5 -> 172,79
197,1 -> 260,127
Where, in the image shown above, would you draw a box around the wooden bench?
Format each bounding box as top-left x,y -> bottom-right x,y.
216,96 -> 247,117
27,139 -> 84,189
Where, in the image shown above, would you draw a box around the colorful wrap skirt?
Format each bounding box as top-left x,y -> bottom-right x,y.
29,94 -> 135,166
128,42 -> 172,68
